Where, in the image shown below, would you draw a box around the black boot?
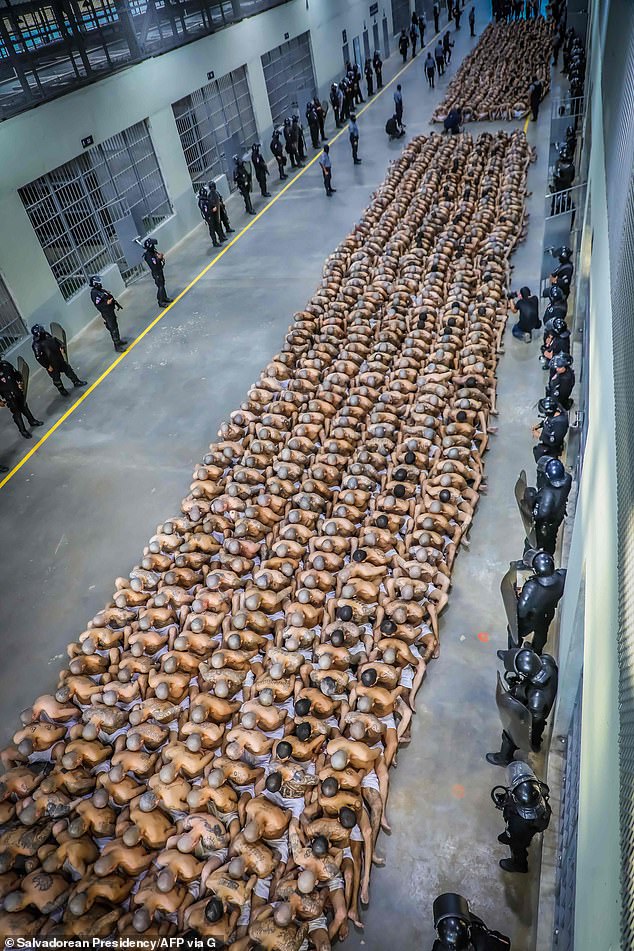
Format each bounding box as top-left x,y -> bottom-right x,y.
55,382 -> 70,397
13,413 -> 32,438
73,379 -> 88,387
499,858 -> 528,873
110,328 -> 127,353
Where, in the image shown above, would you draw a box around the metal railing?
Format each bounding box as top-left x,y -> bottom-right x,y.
545,182 -> 587,226
551,95 -> 585,121
0,0 -> 293,120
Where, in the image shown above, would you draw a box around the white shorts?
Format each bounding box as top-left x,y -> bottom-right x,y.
351,823 -> 363,842
264,788 -> 306,820
327,874 -> 344,892
264,833 -> 289,864
254,874 -> 272,900
237,901 -> 251,928
309,915 -> 329,933
379,713 -> 396,732
244,750 -> 272,769
342,846 -> 353,860
361,769 -> 380,792
399,665 -> 414,689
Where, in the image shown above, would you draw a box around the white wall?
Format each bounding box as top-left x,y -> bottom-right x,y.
0,0 -> 398,353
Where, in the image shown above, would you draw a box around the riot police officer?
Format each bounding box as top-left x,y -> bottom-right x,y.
143,238 -> 172,307
0,360 -> 42,438
546,352 -> 575,409
432,893 -> 511,950
270,128 -> 288,181
306,101 -> 320,147
364,58 -> 374,98
487,647 -> 558,767
292,115 -> 307,164
207,182 -> 234,235
517,550 -> 566,654
283,117 -> 301,169
548,245 -> 574,297
492,762 -> 551,873
352,62 -> 364,104
197,185 -> 224,247
542,317 -> 571,364
312,96 -> 326,141
233,155 -> 255,214
521,456 -> 572,553
251,144 -> 271,198
541,282 -> 568,318
31,325 -> 87,396
533,396 -> 568,462
90,275 -> 127,352
373,50 -> 383,90
329,83 -> 341,128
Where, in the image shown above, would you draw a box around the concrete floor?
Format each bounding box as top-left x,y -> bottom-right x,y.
0,6 -> 553,948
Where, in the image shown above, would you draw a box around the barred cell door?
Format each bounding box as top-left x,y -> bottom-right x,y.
0,274 -> 27,356
391,0 -> 410,35
261,32 -> 317,127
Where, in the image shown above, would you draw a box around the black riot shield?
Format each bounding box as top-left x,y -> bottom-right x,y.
515,471 -> 537,548
321,100 -> 329,119
500,564 -> 519,647
50,322 -> 68,356
496,672 -> 533,752
17,356 -> 29,399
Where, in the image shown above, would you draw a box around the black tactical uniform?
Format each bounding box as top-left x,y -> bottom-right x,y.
364,59 -> 374,97
208,184 -> 234,234
306,102 -> 320,148
546,358 -> 575,409
31,325 -> 86,396
517,551 -> 566,654
373,51 -> 383,90
90,277 -> 127,352
523,457 -> 571,553
0,360 -> 42,438
143,238 -> 172,307
293,116 -> 307,163
533,403 -> 569,462
251,145 -> 271,198
270,130 -> 288,180
487,647 -> 558,766
234,158 -> 255,215
197,186 -> 224,246
493,763 -> 551,873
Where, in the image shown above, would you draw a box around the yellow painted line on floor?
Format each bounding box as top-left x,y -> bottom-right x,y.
0,27 -> 445,493
524,114 -> 530,133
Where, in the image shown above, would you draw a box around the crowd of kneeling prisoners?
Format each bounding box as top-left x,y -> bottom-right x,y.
0,128 -> 568,950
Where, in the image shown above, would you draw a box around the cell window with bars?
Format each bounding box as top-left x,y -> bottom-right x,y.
172,65 -> 258,189
0,275 -> 27,356
19,120 -> 172,300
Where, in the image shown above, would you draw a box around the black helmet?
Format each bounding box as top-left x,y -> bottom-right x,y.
552,316 -> 567,335
514,648 -> 542,680
89,275 -> 102,288
31,324 -> 46,339
556,245 -> 572,261
532,550 -> 555,577
143,237 -> 157,249
550,352 -> 573,369
198,185 -> 208,198
514,780 -> 542,807
208,181 -> 218,191
547,284 -> 566,302
537,396 -> 561,416
433,894 -> 471,951
545,458 -> 567,487
284,116 -> 291,126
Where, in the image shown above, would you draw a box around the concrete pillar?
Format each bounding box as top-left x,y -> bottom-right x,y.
246,56 -> 274,143
147,106 -> 200,246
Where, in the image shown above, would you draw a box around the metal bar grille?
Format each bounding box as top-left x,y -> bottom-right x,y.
0,274 -> 27,356
391,0 -> 410,35
19,119 -> 172,300
602,4 -> 634,946
553,678 -> 583,950
172,65 -> 257,188
0,0 -> 293,120
261,32 -> 316,128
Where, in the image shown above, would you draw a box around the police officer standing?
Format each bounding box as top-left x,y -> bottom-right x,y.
251,144 -> 271,198
532,396 -> 569,462
197,185 -> 224,247
435,40 -> 445,75
306,101 -> 320,148
546,352 -> 575,409
529,76 -> 543,121
31,325 -> 87,396
517,550 -> 566,654
373,50 -> 383,90
0,360 -> 42,438
492,762 -> 551,873
208,182 -> 234,235
90,275 -> 127,352
364,58 -> 374,98
433,0 -> 440,34
312,97 -> 327,142
293,115 -> 307,164
399,28 -> 410,63
233,155 -> 256,215
329,83 -> 341,128
270,128 -> 288,180
143,238 -> 172,308
283,117 -> 300,169
349,113 -> 361,164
